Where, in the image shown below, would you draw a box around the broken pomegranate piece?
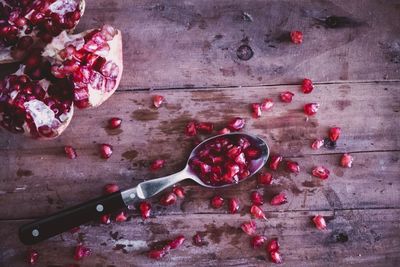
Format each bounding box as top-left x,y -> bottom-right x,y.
139,201 -> 151,220
301,78 -> 314,94
266,238 -> 280,252
340,153 -> 353,168
185,121 -> 197,136
172,186 -> 185,198
250,191 -> 264,206
250,103 -> 262,118
159,192 -> 177,206
100,143 -> 113,159
329,127 -> 341,142
27,249 -> 39,265
261,98 -> 274,111
312,166 -> 330,179
280,91 -> 294,103
312,215 -> 327,230
258,172 -> 273,185
103,183 -> 119,194
251,235 -> 266,249
227,117 -> 245,131
270,192 -> 288,206
286,160 -> 300,173
115,211 -> 127,222
152,95 -> 165,108
108,117 -> 122,129
304,103 -> 319,116
290,30 -> 303,44
210,195 -> 224,209
241,221 -> 256,235
250,205 -> 266,219
269,250 -> 283,264
228,198 -> 240,214
150,159 -> 165,171
74,244 -> 91,260
269,155 -> 283,170
311,139 -> 324,150
196,122 -> 214,134
64,145 -> 77,159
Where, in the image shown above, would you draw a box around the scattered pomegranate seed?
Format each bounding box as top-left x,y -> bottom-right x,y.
115,211 -> 128,222
228,198 -> 240,214
266,238 -> 280,252
286,160 -> 300,173
250,205 -> 266,219
269,250 -> 283,264
168,235 -> 185,249
100,144 -> 113,159
27,249 -> 39,265
100,214 -> 111,224
290,30 -> 303,44
150,159 -> 166,171
227,117 -> 245,131
218,127 -> 231,134
196,122 -> 214,134
251,103 -> 262,118
311,139 -> 324,150
210,195 -> 225,209
69,227 -> 80,234
301,78 -> 314,94
329,127 -> 341,142
304,103 -> 320,116
312,215 -> 327,230
280,91 -> 294,103
261,98 -> 274,111
269,155 -> 283,170
312,166 -> 330,179
258,172 -> 273,185
270,192 -> 288,206
148,248 -> 168,260
108,117 -> 122,129
160,192 -> 177,206
152,95 -> 165,108
251,235 -> 266,249
250,191 -> 264,206
340,153 -> 353,168
185,121 -> 197,136
139,201 -> 151,220
172,186 -> 185,198
64,145 -> 77,159
193,233 -> 204,246
74,244 -> 91,260
103,183 -> 119,194
241,221 -> 256,236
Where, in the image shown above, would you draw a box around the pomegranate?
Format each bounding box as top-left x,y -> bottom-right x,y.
301,78 -> 313,94
27,249 -> 39,265
258,171 -> 273,185
290,30 -> 303,44
0,0 -> 86,63
240,220 -> 256,235
64,145 -> 77,159
261,98 -> 274,111
168,235 -> 185,249
150,159 -> 165,171
227,117 -> 245,131
251,235 -> 266,249
280,91 -> 294,103
99,143 -> 113,159
139,201 -> 151,220
152,95 -> 164,108
270,192 -> 287,206
115,211 -> 127,222
250,103 -> 262,118
312,215 -> 327,230
286,160 -> 300,173
210,195 -> 224,209
269,250 -> 283,264
250,204 -> 266,219
74,244 -> 91,260
266,238 -> 280,252
312,166 -> 330,179
329,127 -> 341,142
340,153 -> 353,168
228,198 -> 240,214
250,191 -> 263,206
103,183 -> 119,194
100,214 -> 111,224
269,155 -> 282,170
311,139 -> 324,150
184,121 -> 197,136
108,117 -> 121,129
304,103 -> 319,116
195,121 -> 213,134
159,192 -> 177,206
172,186 -> 185,199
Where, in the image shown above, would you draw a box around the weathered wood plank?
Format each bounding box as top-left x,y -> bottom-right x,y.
1,209 -> 399,266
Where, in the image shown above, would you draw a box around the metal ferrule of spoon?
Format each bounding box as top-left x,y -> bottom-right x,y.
19,133 -> 269,245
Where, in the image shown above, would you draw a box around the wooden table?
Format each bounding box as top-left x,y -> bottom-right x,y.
1,0 -> 399,266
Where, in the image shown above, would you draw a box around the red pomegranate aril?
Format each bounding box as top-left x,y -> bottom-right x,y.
280,91 -> 294,103
228,198 -> 240,214
108,117 -> 122,129
241,220 -> 256,236
304,103 -> 319,116
115,211 -> 127,222
152,95 -> 165,108
218,127 -> 231,134
185,121 -> 197,136
172,186 -> 185,198
286,160 -> 300,173
100,214 -> 111,224
313,215 -> 327,230
261,98 -> 274,111
228,117 -> 245,131
196,122 -> 214,134
340,153 -> 353,168
211,195 -> 224,209
250,205 -> 266,220
244,147 -> 261,159
312,166 -> 330,179
150,159 -> 165,171
168,235 -> 185,249
148,248 -> 168,260
269,155 -> 283,170
251,235 -> 266,249
27,249 -> 39,265
266,238 -> 280,253
74,244 -> 91,260
290,30 -> 303,44
250,191 -> 264,206
160,192 -> 177,206
258,172 -> 273,185
193,233 -> 204,246
139,201 -> 151,220
103,183 -> 119,194
311,139 -> 324,150
270,250 -> 283,264
64,145 -> 77,159
302,78 -> 314,94
329,127 -> 341,142
270,192 -> 288,206
251,103 -> 262,118
100,144 -> 113,159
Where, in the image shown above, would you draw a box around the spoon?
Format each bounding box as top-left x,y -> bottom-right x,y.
19,133 -> 269,245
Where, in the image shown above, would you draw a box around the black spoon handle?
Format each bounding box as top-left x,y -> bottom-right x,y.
19,191 -> 125,245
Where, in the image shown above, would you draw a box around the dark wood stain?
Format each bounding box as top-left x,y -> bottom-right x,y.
16,169 -> 33,177
104,127 -> 123,136
131,109 -> 159,121
335,100 -> 352,111
122,150 -> 138,161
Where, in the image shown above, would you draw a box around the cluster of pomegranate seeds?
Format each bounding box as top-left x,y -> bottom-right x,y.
108,117 -> 122,129
100,143 -> 113,159
27,249 -> 39,265
329,127 -> 341,142
290,30 -> 303,44
115,211 -> 127,222
250,205 -> 266,219
139,201 -> 151,220
250,103 -> 262,118
103,183 -> 119,194
301,78 -> 314,94
311,139 -> 324,150
312,166 -> 330,179
148,235 -> 185,260
340,153 -> 353,168
258,171 -> 273,185
269,155 -> 283,170
304,103 -> 319,116
74,244 -> 91,260
250,191 -> 263,205
228,198 -> 240,214
152,95 -> 165,108
312,215 -> 327,230
240,221 -> 256,235
280,91 -> 294,103
266,238 -> 282,264
251,235 -> 266,249
159,192 -> 177,206
64,145 -> 77,159
286,160 -> 300,173
150,159 -> 165,171
261,98 -> 274,111
227,117 -> 245,131
172,186 -> 185,198
189,135 -> 261,186
210,195 -> 224,208
270,192 -> 288,206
